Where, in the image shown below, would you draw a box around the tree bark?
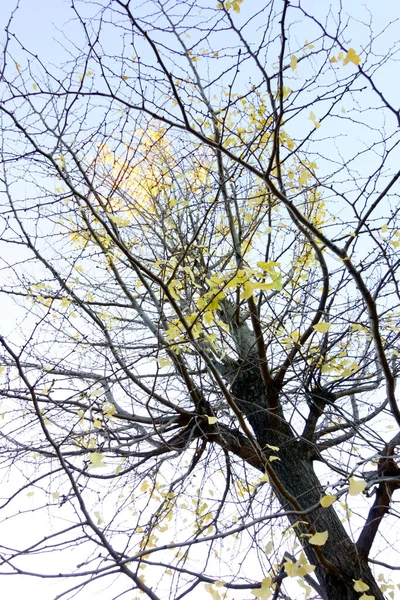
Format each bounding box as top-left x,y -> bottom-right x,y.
226,360 -> 384,600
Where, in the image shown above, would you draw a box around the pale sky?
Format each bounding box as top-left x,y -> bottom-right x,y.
1,1 -> 400,599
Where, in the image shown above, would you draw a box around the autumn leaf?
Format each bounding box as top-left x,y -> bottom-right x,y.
60,297 -> 72,309
313,322 -> 331,333
103,402 -> 116,418
320,495 -> 336,508
309,111 -> 321,129
94,510 -> 104,524
309,530 -> 328,546
284,552 -> 315,577
207,416 -> 218,425
257,472 -> 270,484
89,452 -> 107,468
265,443 -> 279,452
343,48 -> 361,66
204,583 -> 222,600
251,577 -> 273,599
349,476 -> 367,496
290,55 -> 298,71
353,580 -> 370,592
264,541 -> 273,555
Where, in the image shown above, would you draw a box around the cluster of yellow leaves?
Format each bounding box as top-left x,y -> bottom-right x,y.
284,552 -> 315,578
207,262 -> 283,302
164,262 -> 282,351
204,581 -> 226,600
216,0 -> 243,13
380,223 -> 400,248
251,577 -> 274,600
378,573 -> 399,599
318,353 -> 360,378
353,579 -> 376,600
219,89 -> 295,161
330,48 -> 361,66
234,477 -> 255,498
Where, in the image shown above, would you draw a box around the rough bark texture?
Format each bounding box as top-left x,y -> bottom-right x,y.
227,358 -> 384,600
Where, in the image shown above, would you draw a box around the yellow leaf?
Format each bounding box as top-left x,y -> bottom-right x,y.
89,452 -> 107,468
298,579 -> 312,597
284,553 -> 315,578
265,443 -> 279,451
265,541 -> 273,555
94,510 -> 104,524
257,472 -> 269,484
103,402 -> 116,418
309,530 -> 328,545
60,297 -> 72,309
251,577 -> 272,599
330,56 -> 337,63
353,580 -> 370,592
257,260 -> 280,271
159,356 -> 173,367
309,111 -> 320,128
290,55 -> 298,71
204,583 -> 221,600
320,495 -> 336,508
349,476 -> 367,496
313,322 -> 331,333
241,280 -> 256,299
207,416 -> 218,425
214,581 -> 225,588
93,418 -> 102,429
359,595 -> 375,600
204,311 -> 214,325
343,48 -> 360,66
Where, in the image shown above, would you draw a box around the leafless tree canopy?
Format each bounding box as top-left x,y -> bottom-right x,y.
0,1 -> 400,599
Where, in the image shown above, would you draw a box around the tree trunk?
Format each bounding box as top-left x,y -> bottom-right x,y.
270,440 -> 383,599
229,361 -> 383,600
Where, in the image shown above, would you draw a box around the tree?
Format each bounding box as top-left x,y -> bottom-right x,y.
0,1 -> 399,598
